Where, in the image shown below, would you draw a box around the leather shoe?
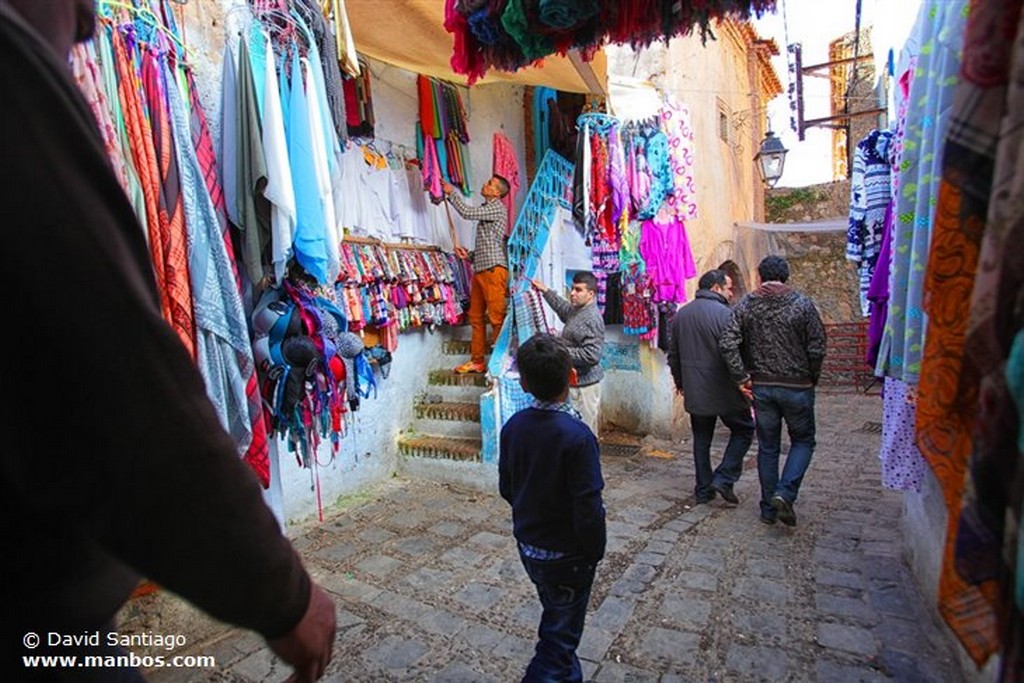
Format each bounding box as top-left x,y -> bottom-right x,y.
759,514 -> 777,525
770,494 -> 797,527
711,483 -> 739,505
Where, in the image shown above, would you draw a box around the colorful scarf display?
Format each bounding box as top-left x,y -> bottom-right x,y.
445,0 -> 776,85
573,104 -> 698,338
417,75 -> 472,201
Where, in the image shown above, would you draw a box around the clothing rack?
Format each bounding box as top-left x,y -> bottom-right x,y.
99,0 -> 193,57
343,235 -> 441,253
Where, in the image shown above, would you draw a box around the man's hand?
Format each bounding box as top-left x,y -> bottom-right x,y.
738,379 -> 754,402
268,583 -> 336,682
441,180 -> 455,196
529,278 -> 548,293
453,246 -> 469,260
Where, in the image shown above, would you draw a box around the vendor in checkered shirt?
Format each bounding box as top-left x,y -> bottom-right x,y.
443,175 -> 511,374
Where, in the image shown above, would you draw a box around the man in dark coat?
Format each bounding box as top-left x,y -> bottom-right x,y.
667,270 -> 754,504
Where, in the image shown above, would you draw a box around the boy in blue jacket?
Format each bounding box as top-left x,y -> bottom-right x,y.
500,333 -> 607,682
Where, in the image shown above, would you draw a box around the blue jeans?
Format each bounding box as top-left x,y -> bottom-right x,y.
690,410 -> 754,500
753,385 -> 816,518
519,553 -> 597,683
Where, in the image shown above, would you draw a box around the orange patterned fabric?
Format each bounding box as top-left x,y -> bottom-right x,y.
113,28 -> 170,325
142,50 -> 194,358
918,178 -> 999,663
916,0 -> 1023,665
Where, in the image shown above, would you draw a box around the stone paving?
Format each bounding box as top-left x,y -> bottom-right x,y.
135,392 -> 961,682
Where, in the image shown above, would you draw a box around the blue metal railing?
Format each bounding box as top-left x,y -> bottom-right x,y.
479,150 -> 574,464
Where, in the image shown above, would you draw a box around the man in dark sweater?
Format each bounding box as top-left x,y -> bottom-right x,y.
499,334 -> 606,683
530,271 -> 606,436
719,256 -> 827,527
667,270 -> 754,505
2,2 -> 334,679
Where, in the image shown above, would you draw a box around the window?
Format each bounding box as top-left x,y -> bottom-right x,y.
717,98 -> 730,143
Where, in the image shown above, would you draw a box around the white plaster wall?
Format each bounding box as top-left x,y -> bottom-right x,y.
153,0 -> 529,526
274,327 -> 450,526
366,57 -> 527,248
599,330 -> 684,440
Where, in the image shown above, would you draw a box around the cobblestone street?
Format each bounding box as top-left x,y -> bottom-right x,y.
134,392 -> 961,682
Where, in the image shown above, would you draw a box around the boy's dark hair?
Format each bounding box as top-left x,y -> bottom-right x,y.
758,255 -> 790,283
697,269 -> 727,291
517,334 -> 571,400
572,271 -> 598,293
492,174 -> 511,198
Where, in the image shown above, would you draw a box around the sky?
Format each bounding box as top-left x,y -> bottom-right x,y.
753,0 -> 922,187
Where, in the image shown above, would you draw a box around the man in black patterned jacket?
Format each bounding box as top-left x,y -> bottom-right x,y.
719,256 -> 827,527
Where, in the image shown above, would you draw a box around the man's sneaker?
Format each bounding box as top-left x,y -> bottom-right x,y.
453,360 -> 486,374
770,494 -> 797,527
711,482 -> 739,505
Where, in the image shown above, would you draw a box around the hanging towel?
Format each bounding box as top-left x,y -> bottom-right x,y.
260,35 -> 296,285
166,60 -> 266,485
235,38 -> 271,284
493,131 -> 521,233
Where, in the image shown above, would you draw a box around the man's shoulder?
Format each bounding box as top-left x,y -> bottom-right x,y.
580,302 -> 605,326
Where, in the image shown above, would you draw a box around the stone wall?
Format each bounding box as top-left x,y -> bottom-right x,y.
764,181 -> 861,324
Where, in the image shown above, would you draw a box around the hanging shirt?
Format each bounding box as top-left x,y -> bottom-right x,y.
288,50 -> 328,283
394,169 -> 433,243
847,129 -> 893,317
364,167 -> 400,240
639,209 -> 697,304
338,142 -> 369,231
260,35 -> 296,285
304,57 -> 341,283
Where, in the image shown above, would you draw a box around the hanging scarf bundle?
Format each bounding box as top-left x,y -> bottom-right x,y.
79,1 -> 272,485
445,0 -> 776,85
336,243 -> 469,339
417,75 -> 472,199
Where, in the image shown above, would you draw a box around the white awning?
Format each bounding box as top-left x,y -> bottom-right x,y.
734,218 -> 847,233
346,0 -> 607,93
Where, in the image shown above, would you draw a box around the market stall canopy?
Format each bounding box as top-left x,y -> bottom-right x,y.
345,0 -> 606,93
734,218 -> 847,232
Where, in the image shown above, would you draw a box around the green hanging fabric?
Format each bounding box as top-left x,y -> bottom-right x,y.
501,0 -> 554,62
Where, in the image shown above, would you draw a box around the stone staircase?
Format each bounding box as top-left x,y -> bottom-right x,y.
397,338 -> 487,463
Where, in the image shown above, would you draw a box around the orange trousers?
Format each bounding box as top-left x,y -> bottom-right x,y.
468,266 -> 508,362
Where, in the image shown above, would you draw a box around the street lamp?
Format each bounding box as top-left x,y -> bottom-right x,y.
755,130 -> 788,188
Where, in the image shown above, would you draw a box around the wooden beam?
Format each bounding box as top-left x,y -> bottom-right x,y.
802,107 -> 886,128
802,54 -> 875,73
567,49 -> 606,97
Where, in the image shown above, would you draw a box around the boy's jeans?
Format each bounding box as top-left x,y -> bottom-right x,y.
519,553 -> 597,683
